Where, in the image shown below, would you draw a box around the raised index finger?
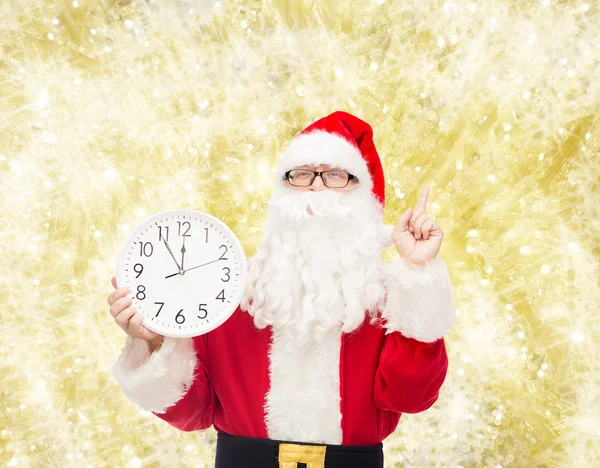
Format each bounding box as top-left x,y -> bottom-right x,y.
415,186 -> 430,212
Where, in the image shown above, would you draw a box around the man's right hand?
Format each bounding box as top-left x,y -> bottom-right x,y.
108,276 -> 165,351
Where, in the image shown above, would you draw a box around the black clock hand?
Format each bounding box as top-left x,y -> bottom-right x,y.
162,237 -> 182,270
185,258 -> 223,272
181,236 -> 186,271
164,257 -> 223,279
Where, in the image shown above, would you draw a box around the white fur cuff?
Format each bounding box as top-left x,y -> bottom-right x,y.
382,256 -> 456,343
111,335 -> 198,413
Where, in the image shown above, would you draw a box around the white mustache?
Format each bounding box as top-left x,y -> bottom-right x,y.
270,190 -> 355,222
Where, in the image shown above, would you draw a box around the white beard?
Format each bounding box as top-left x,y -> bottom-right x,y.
240,183 -> 387,346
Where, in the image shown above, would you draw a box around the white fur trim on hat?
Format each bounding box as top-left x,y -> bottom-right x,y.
276,130 -> 373,193
111,335 -> 198,413
382,256 -> 456,342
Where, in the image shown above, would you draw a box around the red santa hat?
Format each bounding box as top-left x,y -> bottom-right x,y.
276,110 -> 386,208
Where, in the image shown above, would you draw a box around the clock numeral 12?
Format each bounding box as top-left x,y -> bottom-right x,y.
178,221 -> 191,237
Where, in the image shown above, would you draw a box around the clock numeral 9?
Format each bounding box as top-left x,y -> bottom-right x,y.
134,263 -> 143,278
136,285 -> 146,300
175,309 -> 185,324
221,267 -> 230,282
178,221 -> 191,237
198,304 -> 208,320
139,242 -> 153,257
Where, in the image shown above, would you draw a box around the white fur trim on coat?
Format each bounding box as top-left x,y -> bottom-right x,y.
265,326 -> 343,445
276,130 -> 373,193
381,223 -> 395,248
111,335 -> 197,413
382,256 -> 456,343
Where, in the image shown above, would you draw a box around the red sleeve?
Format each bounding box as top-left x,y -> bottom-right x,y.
111,334 -> 216,432
151,334 -> 216,432
374,256 -> 455,413
373,333 -> 448,414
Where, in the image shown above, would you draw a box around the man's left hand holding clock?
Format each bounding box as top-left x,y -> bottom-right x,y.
108,276 -> 164,351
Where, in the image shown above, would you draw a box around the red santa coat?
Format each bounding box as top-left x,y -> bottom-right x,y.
112,256 -> 456,446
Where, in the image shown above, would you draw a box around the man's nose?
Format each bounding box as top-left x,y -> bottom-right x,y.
309,175 -> 325,191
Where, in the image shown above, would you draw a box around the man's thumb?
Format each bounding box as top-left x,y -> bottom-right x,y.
395,207 -> 413,232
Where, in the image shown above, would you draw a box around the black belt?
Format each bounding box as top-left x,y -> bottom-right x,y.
215,432 -> 383,468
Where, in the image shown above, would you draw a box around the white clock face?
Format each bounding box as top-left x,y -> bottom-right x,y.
115,209 -> 247,338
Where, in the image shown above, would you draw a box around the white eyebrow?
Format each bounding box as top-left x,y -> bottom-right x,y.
296,166 -> 343,171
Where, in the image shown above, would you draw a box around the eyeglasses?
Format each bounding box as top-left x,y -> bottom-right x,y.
284,169 -> 358,188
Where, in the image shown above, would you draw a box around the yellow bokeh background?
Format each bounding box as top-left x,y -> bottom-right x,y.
1,0 -> 599,466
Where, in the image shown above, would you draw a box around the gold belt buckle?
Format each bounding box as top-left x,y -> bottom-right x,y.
278,442 -> 327,468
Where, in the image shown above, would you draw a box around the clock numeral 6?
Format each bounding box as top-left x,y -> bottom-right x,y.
136,284 -> 146,300
175,309 -> 185,324
134,263 -> 143,279
198,304 -> 208,320
139,242 -> 153,257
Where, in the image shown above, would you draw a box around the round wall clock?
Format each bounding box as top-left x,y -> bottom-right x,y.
115,209 -> 247,338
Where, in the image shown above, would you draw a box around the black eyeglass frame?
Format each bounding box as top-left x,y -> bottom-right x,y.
283,169 -> 359,188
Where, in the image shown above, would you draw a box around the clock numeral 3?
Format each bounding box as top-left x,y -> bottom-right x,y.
175,309 -> 186,324
154,302 -> 164,317
139,242 -> 153,257
158,226 -> 169,242
219,245 -> 228,260
221,267 -> 230,282
198,303 -> 208,320
178,221 -> 191,237
136,285 -> 146,300
134,263 -> 144,278
216,289 -> 226,302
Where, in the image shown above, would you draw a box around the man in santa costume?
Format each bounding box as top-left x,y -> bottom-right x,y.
108,111 -> 456,468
